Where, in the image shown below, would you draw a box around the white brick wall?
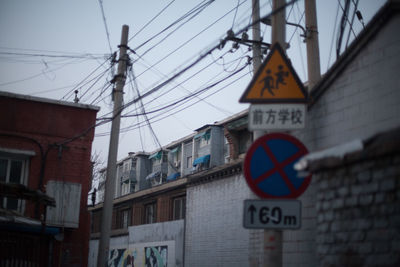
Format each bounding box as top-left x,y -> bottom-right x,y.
185,174 -> 264,266
304,15 -> 400,151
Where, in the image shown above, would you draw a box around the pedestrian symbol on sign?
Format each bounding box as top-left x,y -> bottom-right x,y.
275,65 -> 289,89
259,65 -> 289,97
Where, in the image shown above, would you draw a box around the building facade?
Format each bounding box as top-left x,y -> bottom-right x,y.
0,91 -> 99,266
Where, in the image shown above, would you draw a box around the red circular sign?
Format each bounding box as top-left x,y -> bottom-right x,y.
244,133 -> 311,199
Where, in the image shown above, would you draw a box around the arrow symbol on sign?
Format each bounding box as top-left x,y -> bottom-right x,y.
248,205 -> 256,224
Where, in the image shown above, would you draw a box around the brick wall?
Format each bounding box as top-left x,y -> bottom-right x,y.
185,173 -> 264,266
314,153 -> 400,266
0,93 -> 98,267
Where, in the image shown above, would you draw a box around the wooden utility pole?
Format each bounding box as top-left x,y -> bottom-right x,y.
304,0 -> 321,90
97,24 -> 129,267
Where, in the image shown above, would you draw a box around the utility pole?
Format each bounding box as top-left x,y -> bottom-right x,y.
97,24 -> 129,267
304,0 -> 321,90
271,0 -> 286,47
262,1 -> 286,266
252,0 -> 262,74
250,3 -> 263,265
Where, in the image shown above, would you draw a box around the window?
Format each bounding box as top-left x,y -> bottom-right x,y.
170,146 -> 181,169
144,202 -> 156,224
238,130 -> 252,155
91,210 -> 102,233
121,182 -> 130,196
186,156 -> 192,169
195,130 -> 211,148
123,161 -> 130,173
117,208 -> 131,229
199,137 -> 210,148
0,156 -> 29,212
46,181 -> 81,228
224,137 -> 230,163
172,196 -> 186,220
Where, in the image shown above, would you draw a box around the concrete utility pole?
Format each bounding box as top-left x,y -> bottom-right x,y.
250,0 -> 285,266
252,0 -> 262,74
250,3 -> 263,265
304,0 -> 321,91
263,1 -> 286,266
97,24 -> 129,267
271,0 -> 286,48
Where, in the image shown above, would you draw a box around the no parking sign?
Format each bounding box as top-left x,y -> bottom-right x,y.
243,133 -> 311,199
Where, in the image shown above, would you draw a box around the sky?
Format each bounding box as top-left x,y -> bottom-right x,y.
0,0 -> 386,167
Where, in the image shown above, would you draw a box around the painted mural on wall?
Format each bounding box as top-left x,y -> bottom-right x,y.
144,246 -> 168,267
108,248 -> 137,267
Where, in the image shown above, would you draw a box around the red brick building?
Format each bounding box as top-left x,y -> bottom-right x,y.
0,91 -> 99,266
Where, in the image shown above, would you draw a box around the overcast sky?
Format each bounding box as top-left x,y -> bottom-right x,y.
0,0 -> 386,165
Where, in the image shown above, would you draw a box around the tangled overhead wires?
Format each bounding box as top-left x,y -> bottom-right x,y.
55,0 -> 300,145
95,60 -> 251,137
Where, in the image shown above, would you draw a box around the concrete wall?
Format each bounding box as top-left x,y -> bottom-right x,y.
89,220 -> 184,267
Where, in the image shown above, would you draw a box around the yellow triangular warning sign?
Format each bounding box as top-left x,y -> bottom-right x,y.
239,43 -> 307,103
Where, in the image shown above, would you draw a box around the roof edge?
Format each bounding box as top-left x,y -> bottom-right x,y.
0,91 -> 100,111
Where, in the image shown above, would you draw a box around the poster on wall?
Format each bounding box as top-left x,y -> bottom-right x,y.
108,248 -> 137,267
144,245 -> 168,267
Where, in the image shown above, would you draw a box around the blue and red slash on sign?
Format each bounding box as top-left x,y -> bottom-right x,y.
243,133 -> 311,199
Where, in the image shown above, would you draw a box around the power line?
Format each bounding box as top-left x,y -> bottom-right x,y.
61,56 -> 113,100
132,0 -> 246,82
345,0 -> 360,49
95,0 -> 299,125
132,50 -> 235,116
0,58 -> 91,87
96,65 -> 251,137
90,82 -> 113,105
130,0 -> 214,51
231,0 -> 241,29
57,0 -> 299,145
129,68 -> 162,149
129,0 -> 177,42
97,0 -> 113,55
0,51 -> 104,59
79,67 -> 113,102
121,61 -> 249,119
127,49 -> 232,115
328,2 -> 340,69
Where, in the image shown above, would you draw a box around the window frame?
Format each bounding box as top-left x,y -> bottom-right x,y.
121,208 -> 131,229
143,201 -> 157,224
172,195 -> 186,220
186,156 -> 192,169
0,149 -> 31,213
